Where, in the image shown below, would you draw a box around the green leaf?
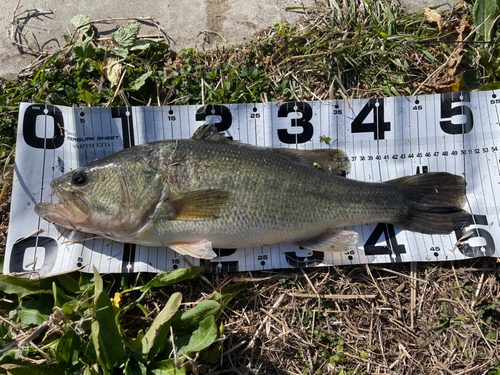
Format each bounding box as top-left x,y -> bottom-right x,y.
71,15 -> 92,37
112,46 -> 130,58
64,85 -> 79,104
91,267 -> 126,374
472,0 -> 500,41
149,359 -> 186,375
481,82 -> 500,91
131,38 -> 167,51
0,363 -> 60,375
55,329 -> 81,368
170,300 -> 220,331
210,281 -> 247,310
0,275 -> 52,298
142,292 -> 182,360
130,71 -> 153,90
53,282 -> 71,308
124,356 -> 147,375
74,38 -> 95,60
139,267 -> 205,293
112,21 -> 141,48
17,309 -> 48,326
177,315 -> 217,356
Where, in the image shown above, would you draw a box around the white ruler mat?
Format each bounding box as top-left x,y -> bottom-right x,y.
5,91 -> 500,277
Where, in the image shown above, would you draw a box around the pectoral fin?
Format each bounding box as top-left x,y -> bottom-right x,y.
294,229 -> 359,252
169,239 -> 218,259
169,189 -> 232,220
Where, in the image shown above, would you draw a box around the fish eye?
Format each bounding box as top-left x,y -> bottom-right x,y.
71,170 -> 88,186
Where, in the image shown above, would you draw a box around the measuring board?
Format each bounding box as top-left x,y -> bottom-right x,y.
5,91 -> 500,277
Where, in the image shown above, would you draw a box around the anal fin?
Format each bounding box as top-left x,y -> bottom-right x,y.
294,229 -> 359,252
169,239 -> 218,259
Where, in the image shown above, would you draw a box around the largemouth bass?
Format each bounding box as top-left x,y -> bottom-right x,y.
35,124 -> 472,259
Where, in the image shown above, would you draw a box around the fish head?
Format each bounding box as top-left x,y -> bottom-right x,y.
35,153 -> 166,239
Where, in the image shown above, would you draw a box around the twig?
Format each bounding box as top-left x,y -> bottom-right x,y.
410,262 -> 417,329
0,183 -> 8,204
14,229 -> 42,244
246,294 -> 285,350
365,264 -> 387,304
289,293 -> 376,300
370,266 -> 427,283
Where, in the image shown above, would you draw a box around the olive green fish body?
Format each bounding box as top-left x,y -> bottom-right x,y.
140,139 -> 404,247
35,125 -> 472,259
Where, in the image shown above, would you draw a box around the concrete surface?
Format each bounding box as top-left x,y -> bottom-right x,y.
0,0 -> 459,79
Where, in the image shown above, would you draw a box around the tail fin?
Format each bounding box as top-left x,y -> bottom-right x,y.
386,172 -> 473,235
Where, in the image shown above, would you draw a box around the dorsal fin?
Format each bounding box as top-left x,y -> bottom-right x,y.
272,148 -> 351,175
191,124 -> 350,174
192,124 -> 237,143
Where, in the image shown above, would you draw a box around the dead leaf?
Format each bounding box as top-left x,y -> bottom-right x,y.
424,5 -> 442,32
456,16 -> 469,41
103,58 -> 123,87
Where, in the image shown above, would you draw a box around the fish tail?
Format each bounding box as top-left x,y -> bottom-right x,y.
386,172 -> 473,235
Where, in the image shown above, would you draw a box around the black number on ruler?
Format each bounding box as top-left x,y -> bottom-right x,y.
363,224 -> 406,262
277,102 -> 314,144
284,249 -> 325,267
351,99 -> 390,140
9,237 -> 58,275
439,92 -> 474,134
23,105 -> 65,149
196,105 -> 232,132
454,215 -> 496,257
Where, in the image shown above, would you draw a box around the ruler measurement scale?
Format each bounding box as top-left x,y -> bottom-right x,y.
5,91 -> 500,277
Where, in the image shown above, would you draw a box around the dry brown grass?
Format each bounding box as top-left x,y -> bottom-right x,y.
200,260 -> 499,374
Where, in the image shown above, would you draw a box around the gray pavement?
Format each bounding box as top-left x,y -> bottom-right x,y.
0,0 -> 457,79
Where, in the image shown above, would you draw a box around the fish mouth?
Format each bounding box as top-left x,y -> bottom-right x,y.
34,182 -> 92,228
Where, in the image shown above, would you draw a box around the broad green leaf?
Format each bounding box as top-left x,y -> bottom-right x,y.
55,329 -> 81,367
149,359 -> 186,375
481,82 -> 500,91
210,281 -> 247,310
0,363 -> 60,375
17,309 -> 48,326
91,267 -> 126,373
140,267 -> 205,293
170,300 -> 220,331
130,71 -> 153,90
124,356 -> 147,375
20,299 -> 52,316
64,85 -> 79,103
71,15 -> 92,37
177,315 -> 217,356
0,275 -> 52,298
131,38 -> 166,51
74,38 -> 95,60
112,21 -> 141,48
472,0 -> 500,41
53,282 -> 71,308
142,292 -> 182,360
78,273 -> 95,291
112,46 -> 130,58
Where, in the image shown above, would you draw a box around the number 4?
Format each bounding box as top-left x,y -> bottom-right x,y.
351,99 -> 391,140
